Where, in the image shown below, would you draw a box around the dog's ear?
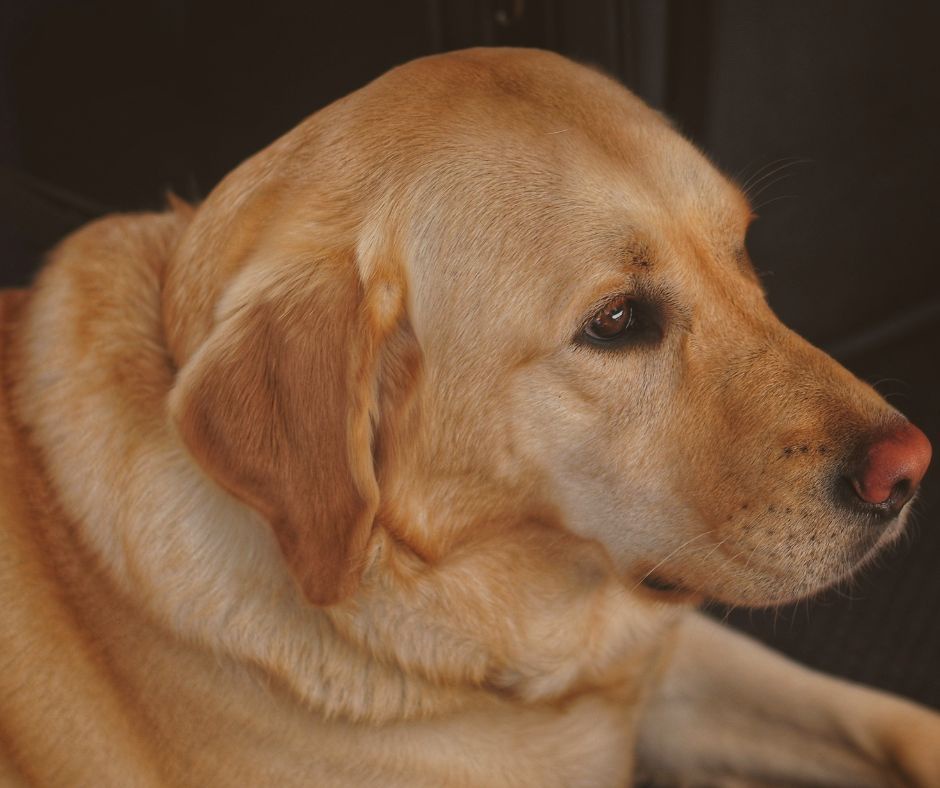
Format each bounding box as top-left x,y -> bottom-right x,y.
169,253 -> 411,605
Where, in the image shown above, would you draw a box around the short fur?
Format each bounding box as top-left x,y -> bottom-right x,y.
1,48 -> 938,786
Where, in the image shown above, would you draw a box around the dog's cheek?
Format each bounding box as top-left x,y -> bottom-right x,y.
506,370 -> 680,548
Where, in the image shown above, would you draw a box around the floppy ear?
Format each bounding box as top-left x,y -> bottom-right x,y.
169,254 -> 408,605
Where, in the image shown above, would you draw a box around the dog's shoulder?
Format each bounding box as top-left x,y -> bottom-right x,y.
0,286 -> 45,574
0,270 -> 168,787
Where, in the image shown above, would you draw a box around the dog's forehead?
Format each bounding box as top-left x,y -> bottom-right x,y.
391,52 -> 747,244
394,54 -> 750,308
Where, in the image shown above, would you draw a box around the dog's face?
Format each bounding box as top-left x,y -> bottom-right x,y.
169,48 -> 930,609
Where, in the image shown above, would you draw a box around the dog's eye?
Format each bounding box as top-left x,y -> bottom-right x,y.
584,295 -> 634,341
577,294 -> 663,350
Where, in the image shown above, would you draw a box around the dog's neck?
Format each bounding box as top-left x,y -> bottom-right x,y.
12,209 -> 680,725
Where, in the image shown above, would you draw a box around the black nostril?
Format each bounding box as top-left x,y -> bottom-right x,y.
835,474 -> 912,521
888,478 -> 913,511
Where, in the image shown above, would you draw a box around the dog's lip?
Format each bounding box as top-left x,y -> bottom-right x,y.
636,571 -> 702,605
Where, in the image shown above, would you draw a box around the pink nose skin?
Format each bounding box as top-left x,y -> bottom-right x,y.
851,422 -> 932,508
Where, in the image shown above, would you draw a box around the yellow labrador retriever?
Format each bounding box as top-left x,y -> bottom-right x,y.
1,47 -> 937,787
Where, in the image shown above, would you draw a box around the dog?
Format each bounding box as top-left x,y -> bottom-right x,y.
1,47 -> 937,787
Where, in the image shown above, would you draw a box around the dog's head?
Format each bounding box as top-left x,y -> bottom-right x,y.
167,48 -> 930,609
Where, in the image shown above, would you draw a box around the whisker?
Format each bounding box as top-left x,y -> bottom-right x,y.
869,377 -> 910,392
631,530 -> 715,590
753,194 -> 798,213
881,391 -> 910,404
741,157 -> 812,201
748,171 -> 798,203
700,534 -> 733,563
738,156 -> 804,195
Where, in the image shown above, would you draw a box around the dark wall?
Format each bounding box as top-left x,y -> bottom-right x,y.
2,1 -> 939,707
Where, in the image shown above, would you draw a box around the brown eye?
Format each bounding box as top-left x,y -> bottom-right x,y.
585,295 -> 634,340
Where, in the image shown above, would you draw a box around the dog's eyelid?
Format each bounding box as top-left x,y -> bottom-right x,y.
573,288 -> 669,350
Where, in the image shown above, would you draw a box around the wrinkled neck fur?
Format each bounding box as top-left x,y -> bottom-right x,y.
13,208 -> 679,725
12,209 -> 478,723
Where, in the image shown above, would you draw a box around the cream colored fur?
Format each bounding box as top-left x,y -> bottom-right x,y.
1,48 -> 938,786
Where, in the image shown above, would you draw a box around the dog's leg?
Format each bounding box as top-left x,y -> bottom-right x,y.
634,611 -> 940,787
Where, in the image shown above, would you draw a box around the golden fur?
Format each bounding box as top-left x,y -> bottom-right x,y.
1,48 -> 938,786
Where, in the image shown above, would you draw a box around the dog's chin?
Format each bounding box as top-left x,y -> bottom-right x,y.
635,510 -> 911,609
637,565 -> 852,609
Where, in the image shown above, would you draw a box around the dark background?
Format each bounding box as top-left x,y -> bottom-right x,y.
2,1 -> 939,708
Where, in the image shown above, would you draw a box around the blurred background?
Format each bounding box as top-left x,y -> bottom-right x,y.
2,1 -> 938,707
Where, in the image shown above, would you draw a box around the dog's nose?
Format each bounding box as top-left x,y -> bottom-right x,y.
845,423 -> 931,516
